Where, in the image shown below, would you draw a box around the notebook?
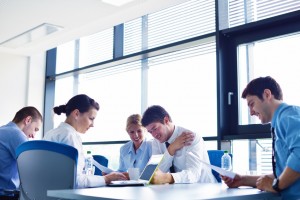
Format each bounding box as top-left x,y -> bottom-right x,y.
108,154 -> 164,187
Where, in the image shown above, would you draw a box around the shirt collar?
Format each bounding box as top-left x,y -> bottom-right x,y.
271,103 -> 287,127
167,125 -> 178,144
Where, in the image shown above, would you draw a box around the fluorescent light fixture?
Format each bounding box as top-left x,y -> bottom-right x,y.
102,0 -> 134,6
0,23 -> 63,48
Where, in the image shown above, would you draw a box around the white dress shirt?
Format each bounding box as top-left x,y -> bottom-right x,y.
43,122 -> 105,188
152,125 -> 217,183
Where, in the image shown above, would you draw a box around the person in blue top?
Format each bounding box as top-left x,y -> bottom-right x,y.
118,114 -> 152,174
0,106 -> 43,190
222,76 -> 300,200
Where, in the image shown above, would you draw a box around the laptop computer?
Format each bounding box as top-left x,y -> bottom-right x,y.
108,154 -> 164,187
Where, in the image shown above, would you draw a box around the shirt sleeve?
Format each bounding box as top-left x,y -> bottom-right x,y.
171,135 -> 216,183
152,139 -> 174,172
282,115 -> 300,173
118,146 -> 126,172
76,174 -> 106,188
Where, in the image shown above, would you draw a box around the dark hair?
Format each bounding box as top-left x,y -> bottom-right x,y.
12,106 -> 43,123
141,105 -> 172,127
53,94 -> 100,116
241,76 -> 283,100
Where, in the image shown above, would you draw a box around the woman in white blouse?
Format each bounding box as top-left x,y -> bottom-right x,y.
43,94 -> 127,188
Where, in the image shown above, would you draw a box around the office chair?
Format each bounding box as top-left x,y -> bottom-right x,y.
16,140 -> 78,200
207,150 -> 232,183
93,155 -> 108,176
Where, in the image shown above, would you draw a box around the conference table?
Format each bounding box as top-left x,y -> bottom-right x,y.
47,183 -> 281,200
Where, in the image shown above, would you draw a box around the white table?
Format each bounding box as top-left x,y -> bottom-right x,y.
47,183 -> 281,200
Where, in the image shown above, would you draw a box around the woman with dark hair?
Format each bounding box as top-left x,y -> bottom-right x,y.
44,94 -> 127,188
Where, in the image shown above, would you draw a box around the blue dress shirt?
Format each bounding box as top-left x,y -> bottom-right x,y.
271,103 -> 300,200
0,122 -> 27,189
118,138 -> 152,173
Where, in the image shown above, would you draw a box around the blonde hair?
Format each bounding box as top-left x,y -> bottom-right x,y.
126,114 -> 143,132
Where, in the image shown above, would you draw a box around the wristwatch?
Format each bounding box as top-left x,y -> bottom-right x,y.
272,178 -> 281,192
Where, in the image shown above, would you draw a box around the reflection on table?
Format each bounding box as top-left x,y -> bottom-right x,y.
47,183 -> 281,200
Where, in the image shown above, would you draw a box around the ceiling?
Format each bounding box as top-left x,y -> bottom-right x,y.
0,0 -> 189,56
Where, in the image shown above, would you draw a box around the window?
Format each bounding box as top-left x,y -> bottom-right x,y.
238,32 -> 300,125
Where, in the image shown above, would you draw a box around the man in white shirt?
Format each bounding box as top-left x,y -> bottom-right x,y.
141,105 -> 217,184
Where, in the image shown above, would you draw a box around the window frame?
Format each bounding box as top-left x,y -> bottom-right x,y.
218,10 -> 300,140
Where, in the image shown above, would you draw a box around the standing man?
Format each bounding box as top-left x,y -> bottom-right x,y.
141,105 -> 217,184
222,76 -> 300,200
0,106 -> 43,190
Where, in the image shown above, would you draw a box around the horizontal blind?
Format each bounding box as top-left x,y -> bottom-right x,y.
256,139 -> 273,174
148,40 -> 215,68
228,0 -> 300,28
147,0 -> 215,49
124,18 -> 142,55
78,28 -> 113,68
79,61 -> 141,81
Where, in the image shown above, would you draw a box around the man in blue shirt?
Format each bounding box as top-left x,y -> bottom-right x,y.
0,106 -> 42,190
222,76 -> 300,200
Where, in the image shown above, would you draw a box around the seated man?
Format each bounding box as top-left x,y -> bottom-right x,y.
141,105 -> 217,184
0,106 -> 43,190
222,76 -> 300,200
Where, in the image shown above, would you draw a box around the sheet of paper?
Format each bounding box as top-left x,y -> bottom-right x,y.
199,160 -> 236,179
92,158 -> 114,174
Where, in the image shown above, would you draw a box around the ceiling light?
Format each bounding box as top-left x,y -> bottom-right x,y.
0,23 -> 63,48
102,0 -> 135,7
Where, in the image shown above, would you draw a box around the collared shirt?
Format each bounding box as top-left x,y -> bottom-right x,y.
118,138 -> 152,173
43,122 -> 105,188
271,103 -> 300,200
0,122 -> 27,189
152,125 -> 217,183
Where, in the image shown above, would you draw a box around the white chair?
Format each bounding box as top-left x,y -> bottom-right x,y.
16,140 -> 78,200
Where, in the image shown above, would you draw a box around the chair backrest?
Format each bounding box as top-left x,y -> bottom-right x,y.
16,140 -> 78,200
207,150 -> 232,183
93,155 -> 108,176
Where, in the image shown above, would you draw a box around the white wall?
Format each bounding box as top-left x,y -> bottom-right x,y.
0,52 -> 46,139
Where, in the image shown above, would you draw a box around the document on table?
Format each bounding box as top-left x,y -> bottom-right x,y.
93,159 -> 114,174
199,160 -> 236,179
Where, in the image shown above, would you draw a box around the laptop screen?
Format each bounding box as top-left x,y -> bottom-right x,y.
139,164 -> 158,181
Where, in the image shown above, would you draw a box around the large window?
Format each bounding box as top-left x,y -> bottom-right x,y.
45,0 -> 300,172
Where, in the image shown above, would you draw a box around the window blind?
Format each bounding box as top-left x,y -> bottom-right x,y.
228,0 -> 300,28
78,28 -> 113,68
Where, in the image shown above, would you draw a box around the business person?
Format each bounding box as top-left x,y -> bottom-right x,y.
141,105 -> 217,184
43,94 -> 127,188
0,106 -> 42,190
222,76 -> 300,200
118,114 -> 152,173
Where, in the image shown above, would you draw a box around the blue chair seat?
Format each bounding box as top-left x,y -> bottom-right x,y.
93,155 -> 108,176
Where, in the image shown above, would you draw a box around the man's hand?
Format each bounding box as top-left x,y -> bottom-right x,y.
256,175 -> 276,193
221,174 -> 243,188
151,169 -> 174,184
168,132 -> 194,155
104,172 -> 128,184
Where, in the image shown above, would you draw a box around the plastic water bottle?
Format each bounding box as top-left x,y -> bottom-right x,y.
221,150 -> 232,171
85,151 -> 93,175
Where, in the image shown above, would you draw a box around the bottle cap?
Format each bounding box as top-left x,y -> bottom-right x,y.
87,151 -> 91,154
224,150 -> 228,153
